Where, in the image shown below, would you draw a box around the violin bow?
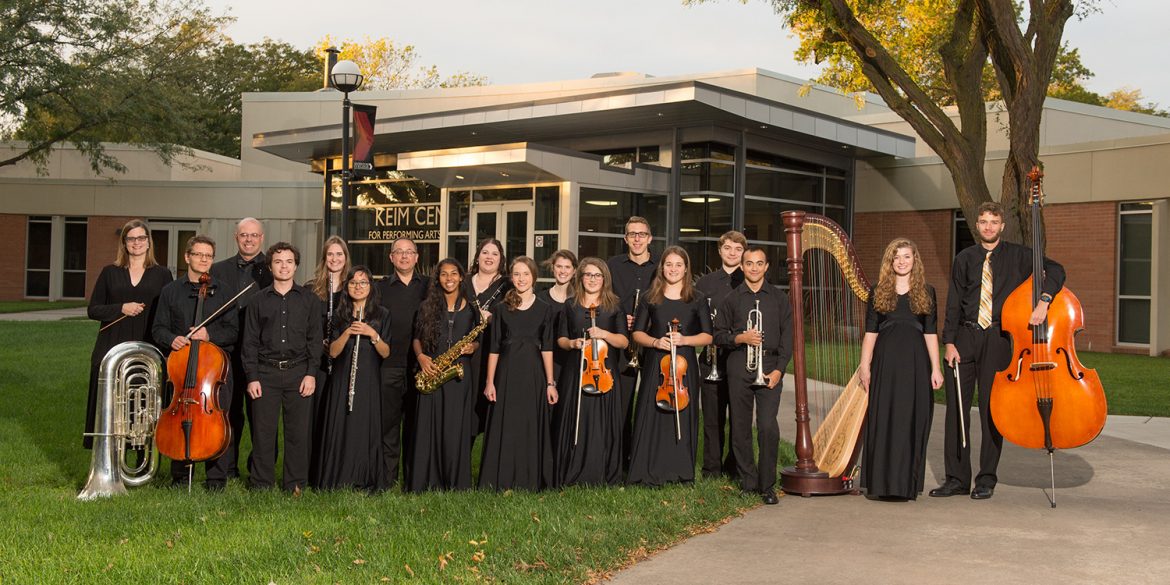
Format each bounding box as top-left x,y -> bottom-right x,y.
181,282 -> 256,341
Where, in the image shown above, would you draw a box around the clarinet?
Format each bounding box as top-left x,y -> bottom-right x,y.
347,305 -> 363,412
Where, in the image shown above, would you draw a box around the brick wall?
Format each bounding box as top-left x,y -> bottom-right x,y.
0,214 -> 27,300
855,202 -> 1118,352
86,216 -> 135,299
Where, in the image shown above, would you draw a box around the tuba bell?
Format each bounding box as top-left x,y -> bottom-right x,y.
78,341 -> 164,500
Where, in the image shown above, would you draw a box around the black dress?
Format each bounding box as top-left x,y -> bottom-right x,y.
478,298 -> 556,491
861,289 -> 937,500
627,296 -> 712,486
466,277 -> 512,438
536,287 -> 571,382
407,301 -> 481,492
313,306 -> 392,492
84,264 -> 172,448
554,302 -> 625,487
308,287 -> 343,481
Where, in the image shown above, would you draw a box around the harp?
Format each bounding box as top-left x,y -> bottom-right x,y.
780,211 -> 871,496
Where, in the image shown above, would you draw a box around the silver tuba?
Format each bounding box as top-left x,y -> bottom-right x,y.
746,300 -> 767,387
78,341 -> 164,500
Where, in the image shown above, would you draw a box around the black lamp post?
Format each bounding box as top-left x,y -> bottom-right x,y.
330,59 -> 364,241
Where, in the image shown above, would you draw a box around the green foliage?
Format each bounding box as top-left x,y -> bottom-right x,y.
0,300 -> 88,314
317,36 -> 488,91
0,321 -> 759,584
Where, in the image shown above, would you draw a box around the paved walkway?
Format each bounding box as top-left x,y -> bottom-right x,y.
608,380 -> 1170,585
0,307 -> 88,321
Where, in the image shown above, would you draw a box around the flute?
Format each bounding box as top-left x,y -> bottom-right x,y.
348,305 -> 363,412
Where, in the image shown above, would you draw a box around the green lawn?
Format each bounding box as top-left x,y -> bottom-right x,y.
0,321 -> 772,584
0,300 -> 88,314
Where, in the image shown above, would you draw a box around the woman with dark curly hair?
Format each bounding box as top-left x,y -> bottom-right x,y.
857,238 -> 943,501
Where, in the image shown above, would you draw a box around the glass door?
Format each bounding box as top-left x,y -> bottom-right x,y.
469,201 -> 534,267
150,222 -> 199,278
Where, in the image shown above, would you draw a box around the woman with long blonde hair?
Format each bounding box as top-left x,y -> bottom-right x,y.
84,219 -> 173,448
857,238 -> 942,500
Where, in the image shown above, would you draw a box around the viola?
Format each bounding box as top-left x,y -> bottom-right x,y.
581,305 -> 614,395
989,167 -> 1107,456
155,272 -> 231,466
655,318 -> 690,412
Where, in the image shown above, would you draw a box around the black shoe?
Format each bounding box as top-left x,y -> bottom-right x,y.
971,486 -> 994,500
929,481 -> 970,497
761,489 -> 780,505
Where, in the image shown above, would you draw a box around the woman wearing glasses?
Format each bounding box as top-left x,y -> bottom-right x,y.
84,219 -> 173,449
553,258 -> 627,487
312,266 -> 392,492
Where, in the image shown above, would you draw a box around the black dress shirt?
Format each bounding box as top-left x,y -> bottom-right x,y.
942,241 -> 1066,344
714,282 -> 794,374
607,253 -> 658,318
242,283 -> 322,381
152,276 -> 239,353
211,252 -> 273,346
695,267 -> 745,319
375,272 -> 430,368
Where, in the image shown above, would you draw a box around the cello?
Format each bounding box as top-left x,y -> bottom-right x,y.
155,273 -> 233,486
989,166 -> 1107,506
655,318 -> 690,442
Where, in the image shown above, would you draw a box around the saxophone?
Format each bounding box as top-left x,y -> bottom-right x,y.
415,319 -> 490,394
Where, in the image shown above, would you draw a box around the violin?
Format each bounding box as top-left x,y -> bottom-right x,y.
989,167 -> 1106,505
155,272 -> 231,468
580,305 -> 614,395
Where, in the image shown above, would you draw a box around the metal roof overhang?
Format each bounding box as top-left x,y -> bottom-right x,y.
252,80 -> 916,167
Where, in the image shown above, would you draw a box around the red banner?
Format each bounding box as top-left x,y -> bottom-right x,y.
352,103 -> 377,177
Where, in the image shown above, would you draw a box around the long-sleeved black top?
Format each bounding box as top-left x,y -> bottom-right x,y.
210,252 -> 273,345
152,276 -> 239,353
714,282 -> 794,374
606,253 -> 658,320
242,283 -> 322,381
375,272 -> 430,368
942,240 -> 1066,344
695,266 -> 744,323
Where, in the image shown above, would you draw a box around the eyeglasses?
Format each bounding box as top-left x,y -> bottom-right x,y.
625,231 -> 651,240
237,233 -> 262,240
348,281 -> 371,288
187,252 -> 214,260
392,250 -> 418,256
125,235 -> 149,244
581,272 -> 604,280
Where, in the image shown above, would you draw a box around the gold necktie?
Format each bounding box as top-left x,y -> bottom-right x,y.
978,250 -> 993,329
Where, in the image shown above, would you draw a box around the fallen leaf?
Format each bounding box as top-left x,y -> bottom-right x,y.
353,558 -> 366,565
438,554 -> 448,571
472,550 -> 485,563
531,513 -> 540,524
302,530 -> 313,539
404,564 -> 415,577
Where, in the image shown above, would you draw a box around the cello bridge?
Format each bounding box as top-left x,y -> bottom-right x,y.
1029,362 -> 1057,371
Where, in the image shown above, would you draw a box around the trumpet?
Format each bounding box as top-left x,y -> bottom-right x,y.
746,300 -> 767,386
624,288 -> 641,373
704,299 -> 722,382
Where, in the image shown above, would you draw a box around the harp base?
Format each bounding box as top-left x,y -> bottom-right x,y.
780,466 -> 857,497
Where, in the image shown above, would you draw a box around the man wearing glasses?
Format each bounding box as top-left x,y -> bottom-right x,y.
374,238 -> 430,487
152,234 -> 239,490
211,218 -> 273,482
607,217 -> 657,466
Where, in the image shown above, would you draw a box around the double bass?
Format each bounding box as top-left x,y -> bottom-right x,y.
154,273 -> 236,486
990,166 -> 1107,506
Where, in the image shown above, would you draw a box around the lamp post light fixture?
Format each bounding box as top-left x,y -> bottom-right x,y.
330,59 -> 364,241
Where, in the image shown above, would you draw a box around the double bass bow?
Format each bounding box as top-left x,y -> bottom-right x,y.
989,166 -> 1107,507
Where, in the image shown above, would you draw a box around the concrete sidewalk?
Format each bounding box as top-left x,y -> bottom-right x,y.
607,381 -> 1170,585
0,307 -> 88,321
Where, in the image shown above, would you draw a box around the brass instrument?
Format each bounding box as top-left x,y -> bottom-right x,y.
746,299 -> 767,386
348,306 -> 363,412
704,298 -> 723,382
623,288 -> 641,373
79,341 -> 164,500
415,319 -> 490,394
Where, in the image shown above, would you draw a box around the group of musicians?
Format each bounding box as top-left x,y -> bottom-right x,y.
84,201 -> 1061,503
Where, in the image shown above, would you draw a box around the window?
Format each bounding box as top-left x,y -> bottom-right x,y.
578,187 -> 666,260
25,217 -> 51,297
24,216 -> 86,298
63,217 -> 87,298
1117,202 -> 1153,345
588,146 -> 661,170
954,211 -> 976,257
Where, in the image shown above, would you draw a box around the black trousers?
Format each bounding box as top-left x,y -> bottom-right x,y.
943,324 -> 1010,489
247,364 -> 312,491
699,352 -> 736,477
168,367 -> 235,485
380,365 -> 412,487
727,352 -> 782,493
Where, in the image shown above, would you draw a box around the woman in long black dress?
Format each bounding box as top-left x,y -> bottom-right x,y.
478,257 -> 558,491
408,259 -> 481,492
554,257 -> 627,487
858,238 -> 942,501
466,238 -> 511,441
628,246 -> 713,487
313,266 -> 391,492
537,249 -> 577,383
84,219 -> 172,448
307,236 -> 350,480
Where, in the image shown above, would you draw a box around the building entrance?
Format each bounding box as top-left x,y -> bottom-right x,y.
469,200 -> 533,266
150,221 -> 199,277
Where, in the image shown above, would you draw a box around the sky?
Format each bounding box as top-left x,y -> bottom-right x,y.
202,0 -> 1170,108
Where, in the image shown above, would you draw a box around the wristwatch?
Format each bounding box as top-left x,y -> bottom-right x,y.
371,336 -> 381,346
1039,293 -> 1053,303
